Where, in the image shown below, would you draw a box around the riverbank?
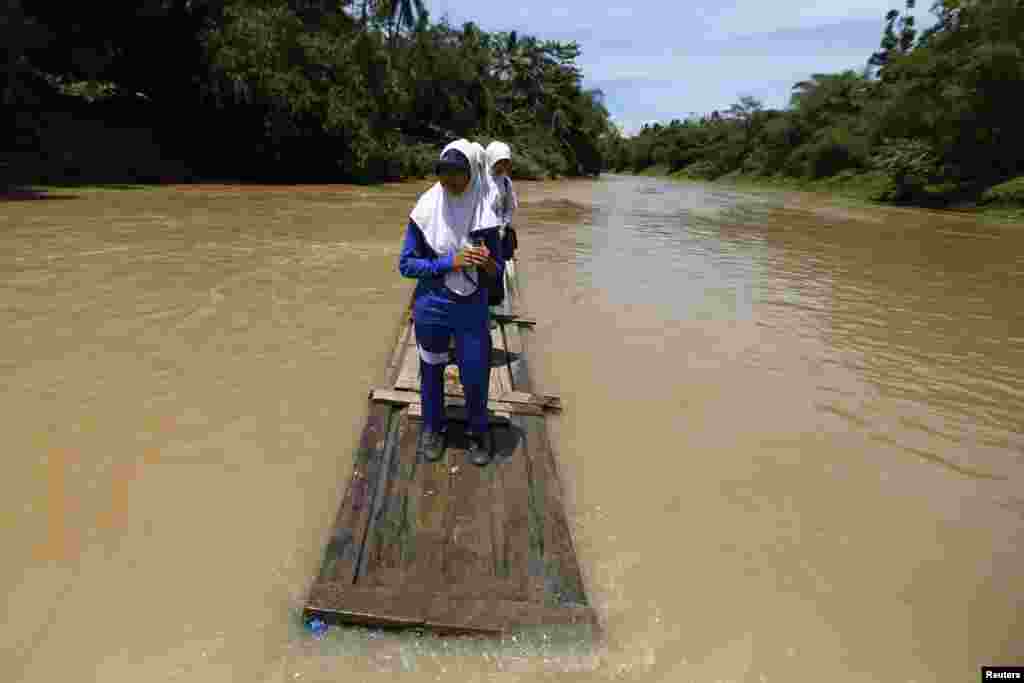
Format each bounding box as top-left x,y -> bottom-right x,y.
9,171 -> 1022,224
1,157 -> 573,199
634,166 -> 1024,223
0,178 -> 576,207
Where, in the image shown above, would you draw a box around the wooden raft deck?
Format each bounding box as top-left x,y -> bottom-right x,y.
303,283 -> 596,635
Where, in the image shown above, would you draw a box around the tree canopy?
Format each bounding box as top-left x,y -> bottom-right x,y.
2,0 -> 615,184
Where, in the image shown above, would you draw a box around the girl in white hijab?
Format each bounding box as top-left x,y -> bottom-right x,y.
484,141 -> 518,226
484,141 -> 519,294
398,139 -> 505,466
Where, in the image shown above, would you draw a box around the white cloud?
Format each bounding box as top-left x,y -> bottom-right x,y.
706,0 -> 935,39
424,0 -> 935,41
612,118 -> 667,137
618,121 -> 644,137
589,52 -> 874,124
582,53 -> 869,84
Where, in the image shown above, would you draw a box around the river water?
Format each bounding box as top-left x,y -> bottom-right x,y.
2,175 -> 1021,682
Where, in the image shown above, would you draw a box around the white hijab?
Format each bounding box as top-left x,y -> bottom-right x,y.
484,141 -> 517,227
409,139 -> 486,296
486,140 -> 512,169
470,142 -> 489,189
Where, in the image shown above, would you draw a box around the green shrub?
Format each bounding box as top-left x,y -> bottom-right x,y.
980,175 -> 1024,205
867,137 -> 941,201
532,146 -> 571,178
510,151 -> 547,180
395,142 -> 437,179
12,110 -> 192,185
681,160 -> 720,180
801,127 -> 869,179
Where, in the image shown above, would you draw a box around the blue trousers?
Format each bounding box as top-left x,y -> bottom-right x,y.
415,314 -> 491,435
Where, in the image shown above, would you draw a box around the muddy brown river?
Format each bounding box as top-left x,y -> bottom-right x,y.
2,175 -> 1022,681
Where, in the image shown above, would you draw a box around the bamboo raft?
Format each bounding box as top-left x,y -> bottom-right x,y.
302,267 -> 598,635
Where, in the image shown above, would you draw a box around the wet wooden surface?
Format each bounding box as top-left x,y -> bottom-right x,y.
304,276 -> 595,634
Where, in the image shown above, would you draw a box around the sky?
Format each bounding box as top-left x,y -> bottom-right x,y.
421,0 -> 938,136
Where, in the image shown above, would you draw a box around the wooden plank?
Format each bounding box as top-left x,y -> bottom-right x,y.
395,341 -> 420,392
384,316 -> 414,386
304,583 -> 427,629
353,405 -> 405,583
417,394 -> 540,417
503,259 -> 519,304
498,260 -> 524,321
500,318 -> 523,355
443,361 -> 462,397
305,584 -> 599,634
492,313 -> 536,327
402,416 -> 452,590
521,417 -> 549,602
489,421 -> 533,602
514,414 -> 589,608
498,391 -> 560,411
443,423 -> 497,593
497,320 -> 515,392
407,402 -> 514,425
503,321 -> 533,394
433,438 -> 526,603
489,325 -> 514,398
395,341 -> 485,399
485,449 -> 508,583
354,407 -> 406,584
359,409 -> 418,588
425,595 -> 599,635
382,381 -> 560,412
311,402 -> 394,586
371,388 -> 552,414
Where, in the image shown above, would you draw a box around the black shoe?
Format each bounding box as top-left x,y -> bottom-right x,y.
466,431 -> 492,467
418,428 -> 445,462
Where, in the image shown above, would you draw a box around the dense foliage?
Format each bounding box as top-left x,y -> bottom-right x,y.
2,0 -> 614,184
607,0 -> 1024,206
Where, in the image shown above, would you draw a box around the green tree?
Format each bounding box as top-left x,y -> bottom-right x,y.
725,95 -> 765,161
8,0 -> 613,184
376,0 -> 428,47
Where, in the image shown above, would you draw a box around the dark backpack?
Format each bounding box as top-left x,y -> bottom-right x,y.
481,252 -> 504,307
502,226 -> 518,260
469,227 -> 505,307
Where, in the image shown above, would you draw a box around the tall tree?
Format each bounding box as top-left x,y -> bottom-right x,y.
377,0 -> 427,47
869,0 -> 918,73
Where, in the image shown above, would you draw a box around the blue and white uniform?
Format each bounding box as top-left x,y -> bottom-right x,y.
484,141 -> 518,233
484,141 -> 519,291
398,140 -> 505,436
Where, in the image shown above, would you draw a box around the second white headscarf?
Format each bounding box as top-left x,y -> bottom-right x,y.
484,141 -> 517,228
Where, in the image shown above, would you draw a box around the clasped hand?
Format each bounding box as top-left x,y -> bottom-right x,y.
453,244 -> 495,274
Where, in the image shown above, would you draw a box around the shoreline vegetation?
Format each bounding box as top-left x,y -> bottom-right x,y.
4,0 -> 1022,221
3,0 -> 612,188
10,172 -> 1021,224
632,165 -> 1024,222
606,0 -> 1024,218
